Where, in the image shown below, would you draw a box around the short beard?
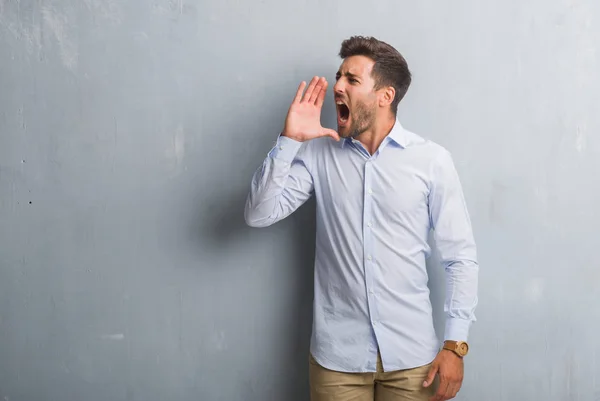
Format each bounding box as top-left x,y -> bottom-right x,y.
347,100 -> 376,139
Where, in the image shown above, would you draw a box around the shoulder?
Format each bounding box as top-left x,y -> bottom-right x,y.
289,136 -> 337,170
403,128 -> 454,165
301,135 -> 339,156
400,128 -> 461,189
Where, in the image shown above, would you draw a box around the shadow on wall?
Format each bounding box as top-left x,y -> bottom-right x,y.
205,190 -> 316,401
196,91 -> 318,400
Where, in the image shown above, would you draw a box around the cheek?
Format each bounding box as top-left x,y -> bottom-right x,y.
356,96 -> 378,114
368,93 -> 380,107
355,92 -> 377,108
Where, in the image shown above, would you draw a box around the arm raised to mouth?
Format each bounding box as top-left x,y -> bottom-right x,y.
244,76 -> 338,227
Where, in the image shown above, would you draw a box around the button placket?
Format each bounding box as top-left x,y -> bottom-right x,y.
363,159 -> 378,327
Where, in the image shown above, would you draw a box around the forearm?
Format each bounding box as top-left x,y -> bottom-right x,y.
244,135 -> 311,227
428,149 -> 479,342
443,258 -> 479,342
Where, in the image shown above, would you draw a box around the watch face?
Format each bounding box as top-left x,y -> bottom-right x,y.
458,342 -> 469,356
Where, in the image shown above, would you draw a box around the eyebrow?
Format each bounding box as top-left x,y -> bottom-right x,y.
336,71 -> 360,79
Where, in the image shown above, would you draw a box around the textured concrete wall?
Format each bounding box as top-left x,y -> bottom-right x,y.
1,1 -> 599,400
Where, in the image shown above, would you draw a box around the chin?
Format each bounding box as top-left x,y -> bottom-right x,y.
337,126 -> 350,138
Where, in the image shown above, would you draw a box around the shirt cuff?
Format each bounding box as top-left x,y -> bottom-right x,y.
267,134 -> 304,163
444,317 -> 471,342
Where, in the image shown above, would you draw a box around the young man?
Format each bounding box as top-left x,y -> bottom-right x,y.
244,36 -> 479,401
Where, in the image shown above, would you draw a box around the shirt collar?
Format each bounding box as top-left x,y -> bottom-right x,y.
340,119 -> 409,149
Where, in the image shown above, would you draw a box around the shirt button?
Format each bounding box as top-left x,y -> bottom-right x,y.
368,189 -> 373,195
279,145 -> 284,150
367,255 -> 372,261
367,222 -> 372,228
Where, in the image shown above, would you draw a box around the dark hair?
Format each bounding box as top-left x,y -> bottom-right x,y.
339,36 -> 411,115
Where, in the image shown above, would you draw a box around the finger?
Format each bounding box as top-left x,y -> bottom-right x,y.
446,381 -> 460,400
441,382 -> 454,401
430,379 -> 449,401
293,81 -> 307,104
301,76 -> 320,103
323,128 -> 340,141
423,364 -> 438,388
315,79 -> 328,108
309,77 -> 325,104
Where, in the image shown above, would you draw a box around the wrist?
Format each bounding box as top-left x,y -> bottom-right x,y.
281,130 -> 304,141
441,348 -> 462,360
442,340 -> 469,358
269,134 -> 304,162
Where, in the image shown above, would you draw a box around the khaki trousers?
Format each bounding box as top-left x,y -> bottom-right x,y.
309,352 -> 439,401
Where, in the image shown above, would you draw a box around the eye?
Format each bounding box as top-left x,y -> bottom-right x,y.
349,78 -> 358,83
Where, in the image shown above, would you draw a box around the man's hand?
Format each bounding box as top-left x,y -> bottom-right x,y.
423,350 -> 464,401
282,76 -> 339,142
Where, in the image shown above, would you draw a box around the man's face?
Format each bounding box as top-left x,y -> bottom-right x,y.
334,55 -> 380,138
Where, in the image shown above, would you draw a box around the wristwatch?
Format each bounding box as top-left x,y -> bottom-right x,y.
442,341 -> 469,357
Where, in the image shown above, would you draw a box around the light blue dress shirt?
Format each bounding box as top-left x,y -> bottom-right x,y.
244,120 -> 479,373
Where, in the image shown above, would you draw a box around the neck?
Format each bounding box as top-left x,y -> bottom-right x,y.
355,113 -> 396,155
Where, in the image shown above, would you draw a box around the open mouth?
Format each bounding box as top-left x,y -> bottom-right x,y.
336,101 -> 350,126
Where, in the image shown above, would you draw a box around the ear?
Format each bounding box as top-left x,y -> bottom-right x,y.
379,86 -> 395,108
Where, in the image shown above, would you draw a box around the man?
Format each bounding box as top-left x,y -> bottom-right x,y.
244,36 -> 478,401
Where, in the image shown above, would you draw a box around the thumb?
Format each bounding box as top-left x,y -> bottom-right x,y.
323,128 -> 340,141
423,363 -> 438,387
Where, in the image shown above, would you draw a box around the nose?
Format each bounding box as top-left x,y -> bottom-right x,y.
333,79 -> 344,96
